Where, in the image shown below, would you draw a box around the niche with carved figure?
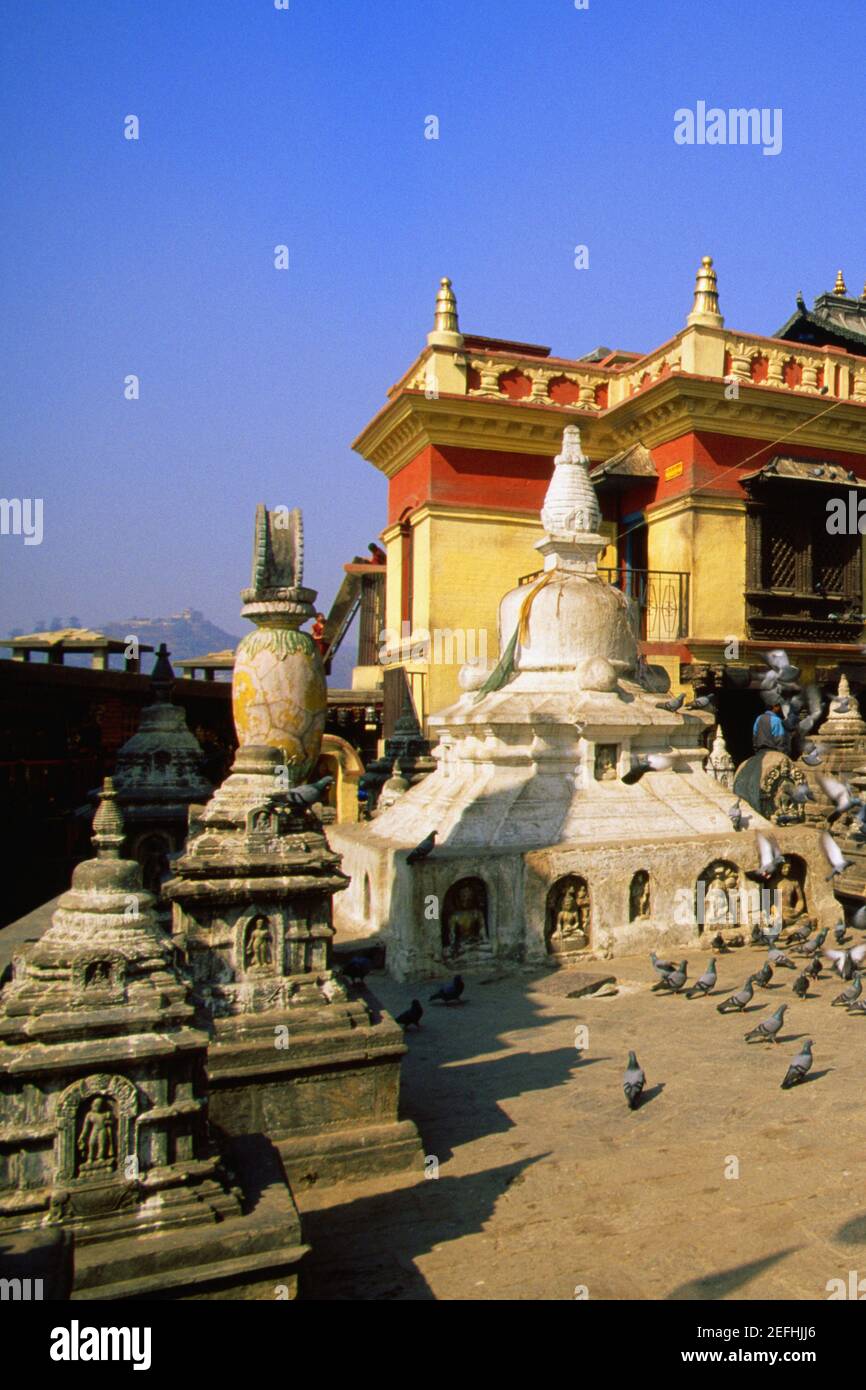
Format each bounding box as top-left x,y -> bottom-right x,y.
545,875 -> 591,954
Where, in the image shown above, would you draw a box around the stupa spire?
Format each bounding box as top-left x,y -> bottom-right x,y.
535,425 -> 605,575
833,269 -> 848,296
427,277 -> 463,349
686,255 -> 724,328
92,777 -> 126,859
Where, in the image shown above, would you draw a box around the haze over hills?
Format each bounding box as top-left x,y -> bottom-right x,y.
97,609 -> 241,663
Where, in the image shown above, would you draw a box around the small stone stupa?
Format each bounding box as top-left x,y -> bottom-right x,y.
331,426 -> 837,979
0,781 -> 307,1298
165,506 -> 423,1187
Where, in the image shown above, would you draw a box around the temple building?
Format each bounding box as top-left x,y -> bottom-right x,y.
353,264 -> 866,765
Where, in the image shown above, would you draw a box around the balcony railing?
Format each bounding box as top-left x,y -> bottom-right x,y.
519,566 -> 690,641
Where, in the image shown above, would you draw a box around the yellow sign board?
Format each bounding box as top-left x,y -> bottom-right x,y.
664,461 -> 684,481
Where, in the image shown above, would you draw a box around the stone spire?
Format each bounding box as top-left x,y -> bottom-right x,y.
686,255 -> 724,328
536,425 -> 606,576
706,727 -> 735,789
427,277 -> 463,350
833,269 -> 848,296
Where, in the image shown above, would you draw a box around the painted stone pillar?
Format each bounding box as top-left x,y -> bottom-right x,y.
232,505 -> 326,780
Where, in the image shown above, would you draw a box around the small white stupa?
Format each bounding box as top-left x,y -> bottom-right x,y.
331,426 -> 836,979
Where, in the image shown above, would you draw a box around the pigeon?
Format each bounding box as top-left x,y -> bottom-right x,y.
817,774 -> 863,825
832,697 -> 851,714
429,974 -> 465,1004
656,695 -> 685,712
852,905 -> 866,932
728,800 -> 749,831
792,973 -> 810,999
406,831 -> 437,865
795,927 -> 828,958
780,1039 -> 813,1089
847,998 -> 866,1015
834,922 -> 849,946
767,947 -> 797,970
652,960 -> 687,993
806,956 -> 823,980
832,974 -> 863,1007
788,783 -> 816,806
753,960 -> 774,989
710,933 -> 730,953
763,916 -> 784,947
623,1051 -> 646,1110
650,951 -> 676,979
395,999 -> 423,1029
821,830 -> 854,880
685,959 -> 717,998
622,752 -> 675,785
717,976 -> 756,1013
285,774 -> 335,807
801,746 -> 824,767
785,921 -> 813,946
745,1003 -> 788,1042
746,832 -> 784,882
686,695 -> 715,710
343,954 -> 374,983
824,944 -> 866,979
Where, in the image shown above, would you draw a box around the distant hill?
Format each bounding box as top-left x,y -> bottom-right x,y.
99,609 -> 241,663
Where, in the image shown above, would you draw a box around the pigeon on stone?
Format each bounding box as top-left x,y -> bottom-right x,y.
746,832 -> 784,883
832,697 -> 851,714
745,1003 -> 788,1042
710,933 -> 729,953
817,774 -> 863,825
622,752 -> 675,785
780,1039 -> 813,1089
623,1051 -> 646,1110
686,695 -> 715,711
716,975 -> 756,1013
753,960 -> 774,989
792,972 -> 810,999
656,695 -> 685,712
834,922 -> 849,946
685,959 -> 717,998
832,974 -> 863,1007
785,920 -> 813,946
767,947 -> 797,970
852,905 -> 866,932
728,800 -> 748,831
794,927 -> 828,958
650,951 -> 676,980
343,954 -> 374,983
801,745 -> 824,767
821,831 -> 854,880
285,775 -> 335,807
406,831 -> 437,865
824,944 -> 866,979
651,960 -> 687,993
430,974 -> 465,1004
396,999 -> 423,1029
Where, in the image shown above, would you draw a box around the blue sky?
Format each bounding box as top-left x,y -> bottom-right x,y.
1,0 -> 863,663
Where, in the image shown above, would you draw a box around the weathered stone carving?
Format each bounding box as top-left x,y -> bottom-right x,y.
442,878 -> 488,959
629,870 -> 651,921
546,876 -> 590,954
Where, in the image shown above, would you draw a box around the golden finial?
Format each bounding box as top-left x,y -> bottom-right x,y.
427,276 -> 464,349
686,255 -> 724,329
833,269 -> 847,296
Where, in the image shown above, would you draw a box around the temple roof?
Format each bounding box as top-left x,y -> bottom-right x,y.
775,278 -> 866,356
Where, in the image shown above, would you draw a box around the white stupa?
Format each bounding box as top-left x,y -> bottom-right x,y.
331,426 -> 836,979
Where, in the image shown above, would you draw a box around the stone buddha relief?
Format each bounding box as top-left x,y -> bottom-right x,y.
545,876 -> 591,953
441,878 -> 489,959
629,870 -> 651,921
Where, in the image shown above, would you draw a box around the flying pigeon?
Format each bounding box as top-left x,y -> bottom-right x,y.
286,774 -> 335,807
824,944 -> 866,979
622,752 -> 675,785
651,960 -> 687,993
788,783 -> 815,806
685,959 -> 717,999
406,831 -> 437,866
780,1039 -> 813,1089
746,833 -> 784,883
753,960 -> 773,989
821,830 -> 854,880
832,974 -> 863,1007
650,951 -> 676,979
817,774 -> 863,824
395,999 -> 423,1029
656,695 -> 685,712
767,947 -> 797,970
623,1051 -> 646,1110
716,976 -> 756,1013
745,1003 -> 788,1042
801,746 -> 824,767
792,973 -> 810,999
429,974 -> 465,1005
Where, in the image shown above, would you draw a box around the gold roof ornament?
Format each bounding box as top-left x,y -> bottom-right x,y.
686,255 -> 724,329
833,269 -> 847,296
427,276 -> 464,350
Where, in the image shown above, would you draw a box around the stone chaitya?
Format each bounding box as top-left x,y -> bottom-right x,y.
330,424 -> 837,980
0,780 -> 307,1299
165,505 -> 422,1186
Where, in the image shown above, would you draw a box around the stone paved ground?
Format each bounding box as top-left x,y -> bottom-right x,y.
299,950 -> 866,1301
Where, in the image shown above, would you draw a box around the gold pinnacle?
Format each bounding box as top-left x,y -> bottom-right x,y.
433,277 -> 459,335
833,269 -> 847,296
686,255 -> 724,329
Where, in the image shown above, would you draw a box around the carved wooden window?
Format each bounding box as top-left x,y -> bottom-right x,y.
746,489 -> 862,642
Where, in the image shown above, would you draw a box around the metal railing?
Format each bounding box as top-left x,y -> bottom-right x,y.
519,566 -> 690,641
